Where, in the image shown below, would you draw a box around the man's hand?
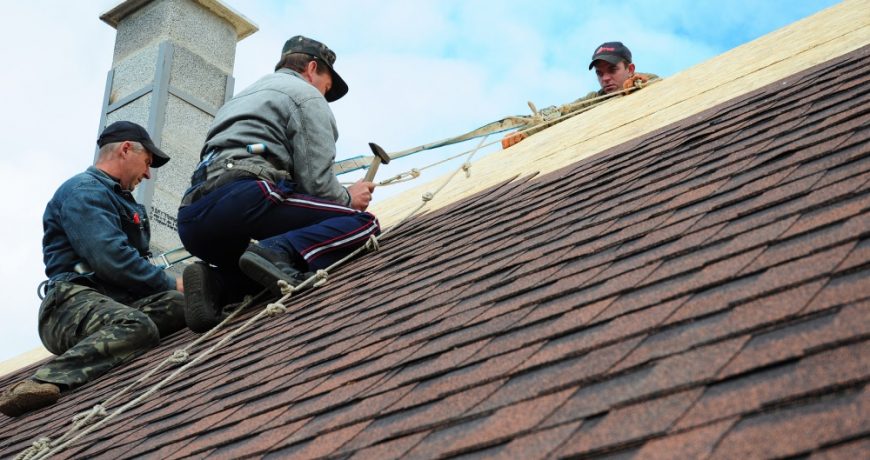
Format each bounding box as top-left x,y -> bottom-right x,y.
175,276 -> 184,293
501,131 -> 527,149
622,74 -> 650,94
348,180 -> 376,211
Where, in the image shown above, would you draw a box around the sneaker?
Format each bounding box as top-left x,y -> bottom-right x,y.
238,243 -> 307,296
183,262 -> 224,333
0,380 -> 60,417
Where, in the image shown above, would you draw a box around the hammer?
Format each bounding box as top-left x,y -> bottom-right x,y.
363,142 -> 391,182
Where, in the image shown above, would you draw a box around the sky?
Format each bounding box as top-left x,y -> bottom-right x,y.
0,0 -> 841,363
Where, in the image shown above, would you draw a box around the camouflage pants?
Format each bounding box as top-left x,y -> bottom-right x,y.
32,281 -> 185,389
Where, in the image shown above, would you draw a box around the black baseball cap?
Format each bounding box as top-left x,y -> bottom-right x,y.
589,42 -> 632,70
281,35 -> 348,102
97,121 -> 170,168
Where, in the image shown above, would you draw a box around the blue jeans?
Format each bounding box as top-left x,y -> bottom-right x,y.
178,178 -> 379,297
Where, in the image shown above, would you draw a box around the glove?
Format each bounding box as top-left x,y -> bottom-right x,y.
501,131 -> 527,149
623,74 -> 650,94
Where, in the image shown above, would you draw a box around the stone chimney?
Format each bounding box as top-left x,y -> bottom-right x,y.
98,0 -> 257,255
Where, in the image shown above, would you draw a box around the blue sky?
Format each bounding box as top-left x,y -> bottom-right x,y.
0,0 -> 840,363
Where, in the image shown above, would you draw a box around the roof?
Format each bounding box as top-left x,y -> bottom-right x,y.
3,4 -> 870,459
1,39 -> 867,458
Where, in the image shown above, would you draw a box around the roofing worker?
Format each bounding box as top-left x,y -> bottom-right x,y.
502,41 -> 658,148
0,122 -> 186,417
178,36 -> 379,332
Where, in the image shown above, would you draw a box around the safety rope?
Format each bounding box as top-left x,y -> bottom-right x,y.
16,80 -> 653,459
364,80 -> 654,188
17,292 -> 267,460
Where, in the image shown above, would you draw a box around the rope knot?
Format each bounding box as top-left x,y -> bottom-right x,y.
16,437 -> 52,460
422,192 -> 434,202
265,302 -> 287,316
72,405 -> 107,426
461,162 -> 472,178
168,349 -> 189,364
410,168 -> 421,178
365,234 -> 380,252
313,270 -> 329,287
277,279 -> 294,295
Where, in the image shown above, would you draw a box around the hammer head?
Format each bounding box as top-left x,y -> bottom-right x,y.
368,142 -> 391,164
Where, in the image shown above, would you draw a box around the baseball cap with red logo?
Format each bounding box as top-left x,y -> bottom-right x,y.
588,41 -> 632,70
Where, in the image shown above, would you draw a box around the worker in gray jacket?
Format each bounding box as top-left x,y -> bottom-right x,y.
177,36 -> 379,332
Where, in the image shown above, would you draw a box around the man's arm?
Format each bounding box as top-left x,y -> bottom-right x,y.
61,185 -> 175,295
289,96 -> 352,205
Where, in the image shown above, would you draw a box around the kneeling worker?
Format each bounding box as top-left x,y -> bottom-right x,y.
0,122 -> 186,417
178,36 -> 379,332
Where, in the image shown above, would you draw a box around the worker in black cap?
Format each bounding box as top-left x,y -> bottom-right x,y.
178,35 -> 380,333
0,121 -> 186,417
502,41 -> 658,148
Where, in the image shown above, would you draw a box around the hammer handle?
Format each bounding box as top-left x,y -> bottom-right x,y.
363,158 -> 382,182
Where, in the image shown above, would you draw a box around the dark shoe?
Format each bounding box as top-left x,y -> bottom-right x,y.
238,243 -> 307,296
183,262 -> 224,333
0,380 -> 60,417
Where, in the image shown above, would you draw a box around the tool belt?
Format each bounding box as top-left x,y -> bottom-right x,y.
181,149 -> 292,206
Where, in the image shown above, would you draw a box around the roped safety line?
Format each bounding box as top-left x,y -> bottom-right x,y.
16,81 -> 653,460
17,291 -> 268,460
363,82 -> 652,188
17,133 -> 486,459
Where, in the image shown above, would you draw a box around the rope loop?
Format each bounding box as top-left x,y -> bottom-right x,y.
265,302 -> 288,316
365,234 -> 380,252
277,279 -> 294,295
313,270 -> 329,287
168,349 -> 189,364
422,192 -> 434,202
15,437 -> 52,460
72,405 -> 107,426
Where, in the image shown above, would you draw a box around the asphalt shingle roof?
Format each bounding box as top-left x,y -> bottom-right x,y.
1,44 -> 868,460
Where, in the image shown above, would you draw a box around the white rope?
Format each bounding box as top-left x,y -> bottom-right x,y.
15,437 -> 51,460
17,82 -> 659,459
21,291 -> 267,460
168,350 -> 189,364
373,81 -> 658,188
71,405 -> 106,426
365,234 -> 380,252
265,302 -> 288,316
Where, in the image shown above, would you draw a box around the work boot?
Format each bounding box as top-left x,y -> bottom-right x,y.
183,262 -> 224,333
238,243 -> 309,296
0,380 -> 61,417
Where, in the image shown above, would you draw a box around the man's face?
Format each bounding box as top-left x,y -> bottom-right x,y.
303,60 -> 333,98
593,60 -> 635,94
310,71 -> 333,97
120,143 -> 153,190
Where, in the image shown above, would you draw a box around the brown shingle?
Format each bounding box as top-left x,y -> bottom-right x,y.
554,389 -> 703,457
708,386 -> 869,459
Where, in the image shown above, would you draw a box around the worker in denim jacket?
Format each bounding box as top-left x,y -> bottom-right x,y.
0,121 -> 186,417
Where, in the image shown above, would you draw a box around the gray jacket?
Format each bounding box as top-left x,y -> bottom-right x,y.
185,69 -> 350,206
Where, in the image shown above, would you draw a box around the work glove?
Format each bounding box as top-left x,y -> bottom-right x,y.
623,74 -> 650,94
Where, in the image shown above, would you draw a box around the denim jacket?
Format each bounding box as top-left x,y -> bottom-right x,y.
42,166 -> 175,303
184,69 -> 350,206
